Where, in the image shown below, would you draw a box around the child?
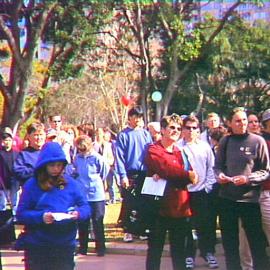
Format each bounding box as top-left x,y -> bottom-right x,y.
16,142 -> 90,270
73,135 -> 109,256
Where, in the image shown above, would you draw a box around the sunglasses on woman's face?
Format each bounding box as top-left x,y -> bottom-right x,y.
168,125 -> 181,132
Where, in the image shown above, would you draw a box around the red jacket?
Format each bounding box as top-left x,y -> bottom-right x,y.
145,141 -> 192,218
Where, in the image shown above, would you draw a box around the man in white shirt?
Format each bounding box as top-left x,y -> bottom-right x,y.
178,115 -> 218,269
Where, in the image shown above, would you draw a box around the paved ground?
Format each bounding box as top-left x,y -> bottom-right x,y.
0,243 -> 226,270
0,201 -> 227,269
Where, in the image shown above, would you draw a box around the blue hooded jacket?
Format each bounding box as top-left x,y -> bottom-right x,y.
16,142 -> 91,248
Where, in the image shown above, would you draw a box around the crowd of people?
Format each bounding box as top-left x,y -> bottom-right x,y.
0,106 -> 270,270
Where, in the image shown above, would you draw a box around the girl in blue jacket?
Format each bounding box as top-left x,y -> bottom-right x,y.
73,135 -> 109,256
16,142 -> 90,270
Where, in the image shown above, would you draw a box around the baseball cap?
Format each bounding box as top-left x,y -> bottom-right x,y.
147,122 -> 161,133
46,128 -> 57,139
262,109 -> 270,123
2,127 -> 13,138
128,106 -> 143,117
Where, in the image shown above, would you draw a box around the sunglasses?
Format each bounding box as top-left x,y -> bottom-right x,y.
184,126 -> 198,131
169,125 -> 181,132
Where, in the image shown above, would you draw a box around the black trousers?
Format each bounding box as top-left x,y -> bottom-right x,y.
146,216 -> 189,270
185,190 -> 217,258
219,198 -> 269,270
78,201 -> 106,254
25,246 -> 75,270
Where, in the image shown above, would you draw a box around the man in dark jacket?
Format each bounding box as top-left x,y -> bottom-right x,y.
214,107 -> 270,270
13,122 -> 46,185
0,127 -> 19,212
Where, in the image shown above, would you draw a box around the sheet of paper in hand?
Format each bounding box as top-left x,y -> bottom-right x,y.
51,213 -> 74,221
141,177 -> 167,196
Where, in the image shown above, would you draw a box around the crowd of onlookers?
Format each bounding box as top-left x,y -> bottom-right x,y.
0,106 -> 270,270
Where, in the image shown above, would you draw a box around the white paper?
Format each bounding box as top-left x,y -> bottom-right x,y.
141,177 -> 167,196
52,212 -> 74,221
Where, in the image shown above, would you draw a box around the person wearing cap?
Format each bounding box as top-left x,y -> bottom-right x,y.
0,127 -> 19,212
259,108 -> 270,246
14,122 -> 46,185
16,142 -> 90,270
214,107 -> 270,270
45,128 -> 58,142
147,122 -> 162,142
115,105 -> 153,242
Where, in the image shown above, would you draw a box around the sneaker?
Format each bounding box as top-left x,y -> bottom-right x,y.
204,253 -> 218,269
123,233 -> 133,242
185,257 -> 194,269
139,235 -> 148,241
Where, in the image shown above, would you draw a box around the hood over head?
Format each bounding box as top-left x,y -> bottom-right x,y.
35,142 -> 67,173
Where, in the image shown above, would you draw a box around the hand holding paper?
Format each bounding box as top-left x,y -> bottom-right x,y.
141,177 -> 167,196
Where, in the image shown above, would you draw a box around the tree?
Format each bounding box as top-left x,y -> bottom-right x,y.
0,0 -> 114,128
193,16 -> 270,118
98,0 -> 263,120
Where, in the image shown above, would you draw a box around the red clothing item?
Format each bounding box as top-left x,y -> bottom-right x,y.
145,141 -> 192,218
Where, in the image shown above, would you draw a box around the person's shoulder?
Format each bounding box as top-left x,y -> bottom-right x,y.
147,141 -> 162,152
90,150 -> 104,160
23,177 -> 38,190
64,175 -> 82,190
249,132 -> 265,143
197,139 -> 212,150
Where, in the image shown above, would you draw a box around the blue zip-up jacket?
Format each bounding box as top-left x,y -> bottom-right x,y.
13,147 -> 40,184
115,127 -> 152,179
73,151 -> 109,202
16,142 -> 91,248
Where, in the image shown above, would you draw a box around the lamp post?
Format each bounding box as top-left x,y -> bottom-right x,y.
151,91 -> 162,121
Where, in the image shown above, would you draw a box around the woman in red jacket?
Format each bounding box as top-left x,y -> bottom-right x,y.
145,114 -> 198,270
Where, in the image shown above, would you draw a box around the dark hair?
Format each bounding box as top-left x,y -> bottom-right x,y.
128,106 -> 143,118
209,126 -> 228,142
160,113 -> 182,129
26,122 -> 45,135
183,115 -> 200,128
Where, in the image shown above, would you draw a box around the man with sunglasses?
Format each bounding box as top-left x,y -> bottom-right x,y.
214,107 -> 270,270
178,115 -> 218,269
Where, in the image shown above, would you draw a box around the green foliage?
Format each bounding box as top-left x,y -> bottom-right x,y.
44,1 -> 115,81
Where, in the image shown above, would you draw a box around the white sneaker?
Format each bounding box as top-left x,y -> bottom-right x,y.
123,233 -> 133,242
204,253 -> 218,269
185,257 -> 194,269
139,235 -> 148,241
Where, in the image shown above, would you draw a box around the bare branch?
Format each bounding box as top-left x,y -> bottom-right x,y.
205,1 -> 242,47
